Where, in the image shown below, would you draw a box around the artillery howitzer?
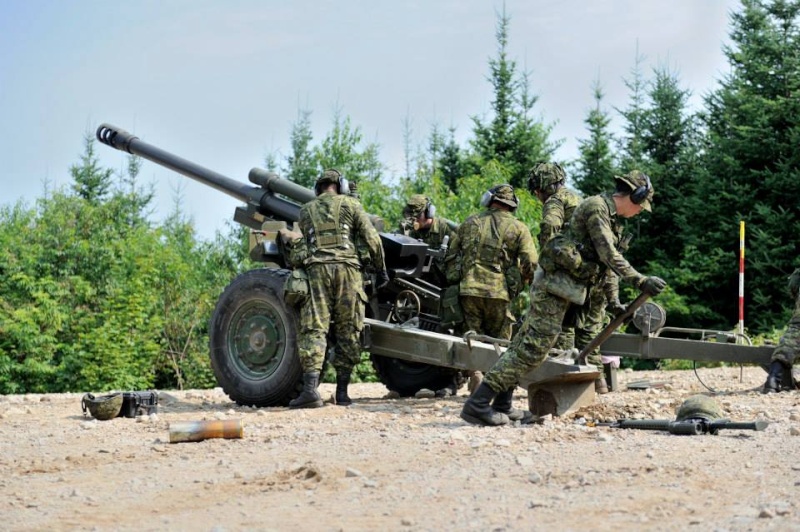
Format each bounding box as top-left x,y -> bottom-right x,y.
96,123 -> 776,415
96,123 -> 467,405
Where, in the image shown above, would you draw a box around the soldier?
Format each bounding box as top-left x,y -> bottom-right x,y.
460,171 -> 667,426
528,162 -> 581,250
399,194 -> 456,286
763,267 -> 800,393
445,184 -> 538,408
290,169 -> 389,409
528,162 -> 581,355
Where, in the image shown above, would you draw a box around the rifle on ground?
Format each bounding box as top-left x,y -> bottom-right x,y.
598,418 -> 768,435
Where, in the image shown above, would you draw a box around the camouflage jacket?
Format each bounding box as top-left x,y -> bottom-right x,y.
565,194 -> 645,288
399,217 -> 456,286
445,208 -> 537,301
299,192 -> 386,270
538,187 -> 581,249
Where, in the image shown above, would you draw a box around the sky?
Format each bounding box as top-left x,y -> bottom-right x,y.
0,0 -> 740,240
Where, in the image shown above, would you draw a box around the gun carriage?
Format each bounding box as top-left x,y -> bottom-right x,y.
97,124 -> 775,416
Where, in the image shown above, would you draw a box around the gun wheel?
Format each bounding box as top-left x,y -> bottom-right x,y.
209,268 -> 302,407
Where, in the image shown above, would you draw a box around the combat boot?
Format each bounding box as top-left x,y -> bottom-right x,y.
595,377 -> 609,395
492,387 -> 534,423
289,372 -> 323,409
460,382 -> 509,426
335,371 -> 352,406
763,360 -> 788,394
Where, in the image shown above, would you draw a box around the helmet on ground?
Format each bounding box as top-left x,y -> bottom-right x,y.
81,392 -> 123,420
675,394 -> 725,421
528,162 -> 566,195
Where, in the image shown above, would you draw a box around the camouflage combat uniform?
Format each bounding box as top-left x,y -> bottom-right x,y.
399,195 -> 456,287
298,191 -> 386,374
484,192 -> 648,393
538,186 -> 581,351
445,186 -> 537,340
771,268 -> 800,367
537,187 -> 581,250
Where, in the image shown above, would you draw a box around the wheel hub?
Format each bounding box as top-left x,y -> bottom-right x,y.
229,303 -> 285,375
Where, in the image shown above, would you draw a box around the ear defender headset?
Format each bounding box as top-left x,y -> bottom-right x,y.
480,184 -> 518,211
629,172 -> 652,205
423,198 -> 436,219
314,169 -> 350,196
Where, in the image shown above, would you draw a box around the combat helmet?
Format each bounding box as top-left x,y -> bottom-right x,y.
481,184 -> 519,210
675,394 -> 725,422
528,162 -> 566,195
314,168 -> 349,196
614,170 -> 654,212
81,392 -> 123,421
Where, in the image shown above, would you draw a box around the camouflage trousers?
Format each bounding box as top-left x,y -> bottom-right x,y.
574,282 -> 608,369
460,295 -> 513,340
298,263 -> 366,373
484,284 -> 571,392
553,327 -> 575,351
772,296 -> 800,366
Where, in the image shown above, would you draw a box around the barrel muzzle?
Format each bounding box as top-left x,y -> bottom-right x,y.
96,123 -> 139,153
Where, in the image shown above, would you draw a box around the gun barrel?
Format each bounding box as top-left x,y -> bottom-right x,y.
97,123 -> 258,204
615,419 -> 703,435
709,420 -> 769,432
96,124 -> 311,224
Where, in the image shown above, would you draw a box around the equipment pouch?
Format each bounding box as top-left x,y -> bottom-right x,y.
440,284 -> 464,326
505,266 -> 523,300
539,269 -> 587,305
540,233 -> 583,274
283,268 -> 310,307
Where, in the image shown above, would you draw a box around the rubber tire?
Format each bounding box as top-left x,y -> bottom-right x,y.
371,355 -> 459,397
209,268 -> 301,406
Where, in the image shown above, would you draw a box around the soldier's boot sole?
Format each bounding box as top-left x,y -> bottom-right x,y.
289,392 -> 324,409
497,407 -> 534,424
335,393 -> 352,406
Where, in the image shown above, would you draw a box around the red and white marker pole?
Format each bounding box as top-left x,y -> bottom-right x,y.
738,220 -> 745,344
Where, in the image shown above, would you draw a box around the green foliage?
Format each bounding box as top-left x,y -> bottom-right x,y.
468,8 -> 561,190
573,80 -> 618,197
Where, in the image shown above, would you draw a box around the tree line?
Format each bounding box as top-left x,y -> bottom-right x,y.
1,0 -> 797,393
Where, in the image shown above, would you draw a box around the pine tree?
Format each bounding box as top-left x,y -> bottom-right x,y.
70,133 -> 114,203
689,0 -> 800,331
469,7 -> 560,189
286,108 -> 317,188
574,80 -> 617,197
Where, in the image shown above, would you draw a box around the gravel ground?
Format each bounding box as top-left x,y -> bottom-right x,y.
1,366 -> 798,531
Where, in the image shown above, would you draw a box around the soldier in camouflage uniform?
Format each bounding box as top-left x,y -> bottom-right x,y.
399,194 -> 456,287
763,267 -> 800,393
461,171 -> 667,426
528,162 -> 581,354
290,169 -> 389,409
445,184 -> 538,414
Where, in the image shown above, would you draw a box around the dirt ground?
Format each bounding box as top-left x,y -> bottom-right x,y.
1,366 -> 799,531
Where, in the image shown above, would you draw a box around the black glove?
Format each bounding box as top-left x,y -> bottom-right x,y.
607,300 -> 628,318
376,270 -> 391,290
640,276 -> 667,296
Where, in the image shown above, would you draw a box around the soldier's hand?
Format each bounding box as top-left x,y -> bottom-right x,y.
640,276 -> 667,296
376,270 -> 391,290
607,300 -> 628,318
